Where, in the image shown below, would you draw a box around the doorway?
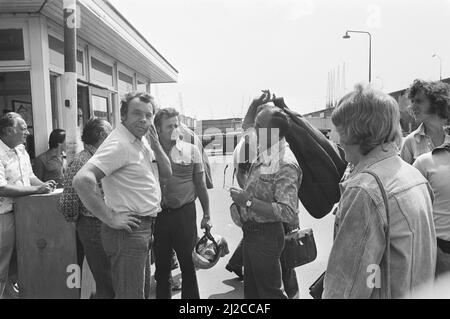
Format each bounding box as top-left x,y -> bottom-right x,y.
0,71 -> 35,157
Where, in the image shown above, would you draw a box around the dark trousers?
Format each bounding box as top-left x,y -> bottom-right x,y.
77,215 -> 115,299
229,232 -> 299,298
154,201 -> 199,299
243,222 -> 288,299
228,238 -> 243,269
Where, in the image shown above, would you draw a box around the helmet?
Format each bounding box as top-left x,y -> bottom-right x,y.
192,229 -> 229,269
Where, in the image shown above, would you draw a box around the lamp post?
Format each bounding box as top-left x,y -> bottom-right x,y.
432,53 -> 442,80
343,30 -> 372,83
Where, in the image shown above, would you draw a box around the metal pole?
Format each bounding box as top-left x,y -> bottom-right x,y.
63,0 -> 78,163
368,33 -> 372,83
433,54 -> 442,81
344,30 -> 372,83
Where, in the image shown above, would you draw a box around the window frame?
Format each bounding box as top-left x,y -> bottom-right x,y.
0,20 -> 31,67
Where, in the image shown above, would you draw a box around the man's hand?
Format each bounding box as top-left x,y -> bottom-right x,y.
108,211 -> 142,233
146,123 -> 160,149
229,186 -> 250,208
201,215 -> 212,231
252,89 -> 275,107
35,180 -> 56,194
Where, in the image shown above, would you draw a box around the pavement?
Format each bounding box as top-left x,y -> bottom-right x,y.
148,154 -> 335,299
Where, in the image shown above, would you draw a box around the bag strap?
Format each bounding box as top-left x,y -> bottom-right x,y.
362,170 -> 391,299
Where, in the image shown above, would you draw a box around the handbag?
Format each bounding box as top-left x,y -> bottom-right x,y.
283,228 -> 317,268
308,170 -> 391,299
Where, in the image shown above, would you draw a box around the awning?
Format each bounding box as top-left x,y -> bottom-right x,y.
0,0 -> 178,83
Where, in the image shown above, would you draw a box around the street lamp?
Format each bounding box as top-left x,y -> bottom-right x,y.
432,53 -> 442,81
342,30 -> 372,83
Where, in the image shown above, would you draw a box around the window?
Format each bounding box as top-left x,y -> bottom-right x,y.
48,35 -> 84,75
91,57 -> 113,87
118,71 -> 133,95
137,80 -> 147,93
0,29 -> 25,61
92,95 -> 109,120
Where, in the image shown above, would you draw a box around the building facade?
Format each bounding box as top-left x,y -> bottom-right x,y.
0,0 -> 177,158
303,77 -> 450,143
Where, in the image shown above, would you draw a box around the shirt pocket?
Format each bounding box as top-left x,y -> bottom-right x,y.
255,173 -> 276,200
259,173 -> 276,183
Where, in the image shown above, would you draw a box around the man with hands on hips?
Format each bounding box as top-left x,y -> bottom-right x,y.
73,92 -> 171,299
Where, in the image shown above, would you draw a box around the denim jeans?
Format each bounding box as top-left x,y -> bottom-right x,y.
0,213 -> 15,298
243,221 -> 287,299
153,201 -> 199,299
77,215 -> 114,299
101,216 -> 154,299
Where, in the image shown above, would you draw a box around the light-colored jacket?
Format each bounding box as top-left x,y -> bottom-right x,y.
323,142 -> 436,299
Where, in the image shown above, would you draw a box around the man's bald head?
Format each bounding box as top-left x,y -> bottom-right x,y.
254,105 -> 290,151
255,105 -> 290,139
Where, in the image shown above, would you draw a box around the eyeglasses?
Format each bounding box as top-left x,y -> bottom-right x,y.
223,164 -> 236,190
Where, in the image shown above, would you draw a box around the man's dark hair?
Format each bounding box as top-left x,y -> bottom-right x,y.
120,91 -> 156,118
406,79 -> 450,119
0,112 -> 23,136
82,117 -> 111,146
154,107 -> 180,129
49,129 -> 66,149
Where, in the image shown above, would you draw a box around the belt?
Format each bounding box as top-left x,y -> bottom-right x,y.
161,201 -> 195,214
437,238 -> 450,254
137,215 -> 156,221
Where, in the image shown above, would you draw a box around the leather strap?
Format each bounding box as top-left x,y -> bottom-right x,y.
362,170 -> 391,299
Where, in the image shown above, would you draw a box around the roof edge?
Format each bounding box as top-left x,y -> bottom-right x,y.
102,0 -> 178,74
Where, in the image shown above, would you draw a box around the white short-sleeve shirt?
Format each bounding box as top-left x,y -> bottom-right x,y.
414,148 -> 450,241
88,123 -> 162,217
0,139 -> 36,214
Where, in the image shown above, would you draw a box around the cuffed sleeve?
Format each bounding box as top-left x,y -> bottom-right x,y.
88,140 -> 128,177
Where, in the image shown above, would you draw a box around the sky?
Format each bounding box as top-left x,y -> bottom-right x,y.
109,0 -> 450,120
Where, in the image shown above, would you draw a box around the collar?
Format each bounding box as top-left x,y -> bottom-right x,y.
161,138 -> 181,154
84,144 -> 98,156
349,142 -> 399,178
0,138 -> 19,154
413,123 -> 427,143
118,123 -> 141,144
257,138 -> 287,166
174,138 -> 183,152
432,142 -> 450,154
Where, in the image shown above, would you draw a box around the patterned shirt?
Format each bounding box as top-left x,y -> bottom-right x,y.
0,139 -> 37,214
242,139 -> 302,225
58,144 -> 100,222
400,122 -> 450,164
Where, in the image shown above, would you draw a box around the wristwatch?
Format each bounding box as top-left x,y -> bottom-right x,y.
245,198 -> 253,209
